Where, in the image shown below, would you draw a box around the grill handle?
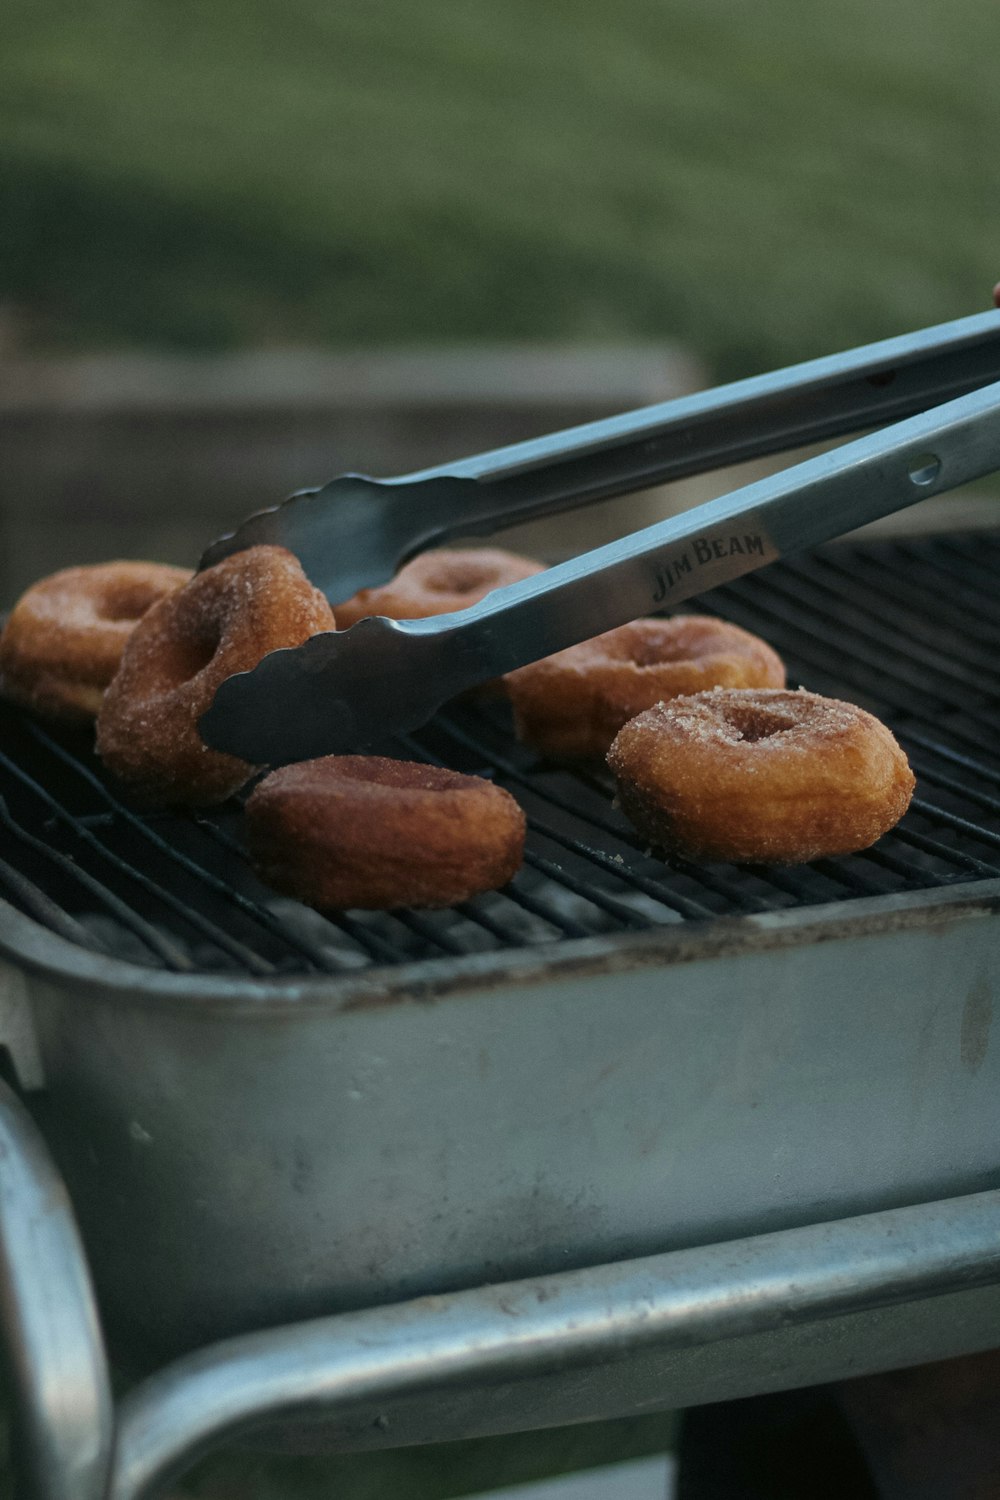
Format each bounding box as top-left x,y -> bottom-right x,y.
0,1078 -> 112,1500
2,1063 -> 999,1500
110,1188 -> 1000,1500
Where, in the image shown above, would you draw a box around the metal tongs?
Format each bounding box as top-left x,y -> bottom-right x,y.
199,310 -> 1000,763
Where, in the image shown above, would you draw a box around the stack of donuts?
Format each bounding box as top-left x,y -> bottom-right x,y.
0,539 -> 914,911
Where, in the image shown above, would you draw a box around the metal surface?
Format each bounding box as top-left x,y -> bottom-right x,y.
7,531 -> 1000,985
199,378 -> 1000,761
200,309 -> 1000,600
0,1078 -> 112,1500
0,532 -> 1000,1490
0,532 -> 999,1359
109,1189 -> 1000,1500
2,876 -> 998,1366
2,1045 -> 998,1500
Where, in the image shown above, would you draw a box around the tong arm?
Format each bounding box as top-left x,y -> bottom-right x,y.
200,311 -> 1000,602
200,376 -> 1000,763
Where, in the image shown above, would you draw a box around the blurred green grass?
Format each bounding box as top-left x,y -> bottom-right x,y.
2,0 -> 997,375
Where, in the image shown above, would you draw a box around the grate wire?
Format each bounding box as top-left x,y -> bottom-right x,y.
2,532 -> 1000,976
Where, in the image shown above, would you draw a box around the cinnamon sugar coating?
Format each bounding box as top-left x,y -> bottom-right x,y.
0,561 -> 192,724
608,688 -> 915,865
96,546 -> 335,806
334,547 -> 545,627
246,755 -> 526,910
507,615 -> 786,760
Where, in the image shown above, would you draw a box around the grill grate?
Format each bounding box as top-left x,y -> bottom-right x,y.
2,531 -> 1000,978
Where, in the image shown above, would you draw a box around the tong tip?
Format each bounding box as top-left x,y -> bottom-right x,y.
198,617 -> 453,764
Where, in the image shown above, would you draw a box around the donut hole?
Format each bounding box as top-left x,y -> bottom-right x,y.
98,581 -> 171,622
424,562 -> 496,596
156,622 -> 222,685
629,636 -> 688,668
723,702 -> 799,742
604,621 -> 704,668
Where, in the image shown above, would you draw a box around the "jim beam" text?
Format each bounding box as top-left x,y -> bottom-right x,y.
651,533 -> 766,604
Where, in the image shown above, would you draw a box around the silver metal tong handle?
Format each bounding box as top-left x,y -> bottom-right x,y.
200,377 -> 1000,763
200,310 -> 1000,602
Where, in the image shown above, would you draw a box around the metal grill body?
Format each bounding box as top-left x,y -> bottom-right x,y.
1,533 -> 1000,1477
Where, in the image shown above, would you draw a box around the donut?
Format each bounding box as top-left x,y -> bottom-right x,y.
607,688 -> 915,865
245,755 -> 526,910
96,546 -> 335,806
334,547 -> 545,627
0,561 -> 192,725
506,615 -> 786,760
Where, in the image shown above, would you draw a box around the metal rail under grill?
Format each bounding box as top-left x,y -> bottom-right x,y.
2,530 -> 1000,978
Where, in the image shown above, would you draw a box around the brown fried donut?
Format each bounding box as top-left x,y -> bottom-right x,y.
0,561 -> 192,724
96,546 -> 335,806
607,688 -> 915,865
506,615 -> 786,760
245,755 -> 526,910
334,547 -> 545,627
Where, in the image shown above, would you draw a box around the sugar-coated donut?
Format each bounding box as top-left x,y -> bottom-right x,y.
506,616 -> 786,760
334,547 -> 545,627
607,688 -> 915,865
0,561 -> 192,724
245,755 -> 526,910
96,546 -> 335,806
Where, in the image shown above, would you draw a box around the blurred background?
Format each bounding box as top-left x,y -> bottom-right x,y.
1,0 -> 998,603
1,2 -> 997,1495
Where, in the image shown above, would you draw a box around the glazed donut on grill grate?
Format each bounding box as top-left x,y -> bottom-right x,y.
507,615 -> 786,760
96,546 -> 336,806
608,687 -> 914,866
245,755 -> 526,910
333,547 -> 545,628
0,561 -> 192,725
